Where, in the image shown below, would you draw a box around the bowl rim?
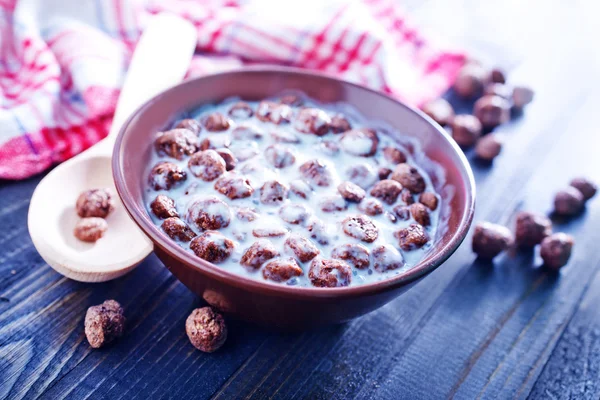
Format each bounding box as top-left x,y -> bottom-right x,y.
113,66 -> 476,300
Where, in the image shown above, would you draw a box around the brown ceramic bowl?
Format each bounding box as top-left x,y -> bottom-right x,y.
113,67 -> 475,330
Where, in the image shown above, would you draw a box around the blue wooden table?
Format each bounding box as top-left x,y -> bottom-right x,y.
2,1 -> 600,399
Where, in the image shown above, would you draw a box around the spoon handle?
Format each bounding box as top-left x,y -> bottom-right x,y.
92,14 -> 197,156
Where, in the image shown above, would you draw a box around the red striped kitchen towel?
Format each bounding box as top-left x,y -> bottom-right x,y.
0,0 -> 465,180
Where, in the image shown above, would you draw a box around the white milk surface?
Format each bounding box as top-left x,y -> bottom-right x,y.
144,94 -> 441,287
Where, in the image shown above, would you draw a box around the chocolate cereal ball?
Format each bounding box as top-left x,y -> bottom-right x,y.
473,95 -> 510,129
187,196 -> 231,231
260,180 -> 289,205
74,217 -> 108,242
410,203 -> 431,226
382,146 -> 407,164
342,215 -> 379,243
451,114 -> 482,148
202,113 -> 231,132
472,222 -> 513,259
419,192 -> 438,211
554,187 -> 585,216
154,129 -> 200,160
190,231 -> 234,263
228,101 -> 254,119
188,150 -> 227,181
150,195 -> 178,219
569,177 -> 597,201
372,244 -> 405,272
391,163 -> 426,194
370,179 -> 403,205
339,129 -> 379,157
162,217 -> 196,242
214,173 -> 254,199
148,162 -> 187,190
338,181 -> 366,203
512,86 -> 535,109
285,235 -> 320,263
515,212 -> 552,247
215,148 -> 237,171
540,233 -> 574,270
475,134 -> 503,162
358,198 -> 384,216
263,258 -> 303,282
309,258 -> 352,288
294,107 -> 331,136
299,159 -> 333,187
76,189 -> 114,218
331,243 -> 370,270
330,114 -> 352,133
395,224 -> 429,251
84,300 -> 125,349
453,62 -> 487,99
185,307 -> 227,353
421,98 -> 455,126
240,240 -> 279,270
175,118 -> 202,135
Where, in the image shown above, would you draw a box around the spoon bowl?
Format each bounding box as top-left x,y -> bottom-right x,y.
27,14 -> 197,282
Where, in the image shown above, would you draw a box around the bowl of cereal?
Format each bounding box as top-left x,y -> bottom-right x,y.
113,67 -> 475,329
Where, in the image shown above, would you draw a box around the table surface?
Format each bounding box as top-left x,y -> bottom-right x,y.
2,1 -> 600,399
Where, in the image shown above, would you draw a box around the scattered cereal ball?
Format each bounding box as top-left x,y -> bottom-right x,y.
294,108 -> 331,136
228,102 -> 254,119
214,173 -> 254,199
554,187 -> 585,216
76,189 -> 115,218
232,125 -> 264,140
263,258 -> 303,282
316,140 -> 339,155
175,118 -> 202,135
190,231 -> 234,263
421,98 -> 455,126
203,113 -> 231,131
395,224 -> 430,251
569,177 -> 597,201
540,233 -> 574,270
260,180 -> 289,205
401,189 -> 415,205
391,163 -> 426,194
299,159 -> 333,187
515,212 -> 552,247
382,146 -> 407,164
372,244 -> 405,272
342,215 -> 379,243
379,168 -> 392,180
393,205 -> 411,221
475,134 -> 503,162
512,86 -> 535,109
85,300 -> 125,349
306,217 -> 331,245
483,83 -> 512,100
252,226 -> 288,238
150,195 -> 178,219
256,101 -> 292,124
419,192 -> 439,211
338,181 -> 366,203
451,114 -> 482,148
154,129 -> 200,160
235,207 -> 259,222
185,307 -> 227,353
471,222 -> 513,259
320,195 -> 348,212
279,204 -> 309,224
370,179 -> 403,205
74,217 -> 108,242
453,63 -> 487,99
331,243 -> 370,269
473,95 -> 510,129
340,128 -> 379,157
161,217 -> 197,242
346,164 -> 378,189
410,203 -> 431,226
290,179 -> 312,199
489,67 -> 506,84
358,198 -> 384,216
264,144 -> 296,168
199,134 -> 231,151
270,130 -> 300,144
148,162 -> 187,190
240,240 -> 279,270
187,196 -> 231,230
216,148 -> 237,171
188,150 -> 226,181
330,114 -> 352,133
278,94 -> 303,106
309,258 -> 352,287
285,234 -> 320,263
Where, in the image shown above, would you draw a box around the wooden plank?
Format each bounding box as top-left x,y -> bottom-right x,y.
528,269 -> 600,399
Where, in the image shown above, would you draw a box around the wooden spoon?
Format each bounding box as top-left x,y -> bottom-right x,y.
28,14 -> 196,282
